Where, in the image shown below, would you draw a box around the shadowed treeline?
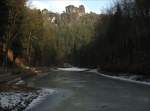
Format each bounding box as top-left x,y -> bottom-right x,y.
73,0 -> 150,74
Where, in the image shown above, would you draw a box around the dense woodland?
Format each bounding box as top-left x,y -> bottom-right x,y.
76,0 -> 150,75
0,0 -> 150,75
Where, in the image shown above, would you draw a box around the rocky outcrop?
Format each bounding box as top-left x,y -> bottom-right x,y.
65,5 -> 85,16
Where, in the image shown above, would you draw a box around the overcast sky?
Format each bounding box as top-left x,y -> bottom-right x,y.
27,0 -> 114,14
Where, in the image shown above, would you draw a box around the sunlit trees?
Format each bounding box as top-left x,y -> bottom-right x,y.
0,0 -> 99,67
57,13 -> 98,65
21,9 -> 43,65
21,8 -> 58,66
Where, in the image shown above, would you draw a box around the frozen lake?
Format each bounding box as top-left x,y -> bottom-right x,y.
25,69 -> 150,111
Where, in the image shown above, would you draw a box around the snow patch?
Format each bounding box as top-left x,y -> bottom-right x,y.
88,69 -> 99,73
99,73 -> 150,85
57,67 -> 88,72
0,92 -> 38,111
0,88 -> 56,111
24,88 -> 56,111
15,80 -> 25,85
88,69 -> 150,86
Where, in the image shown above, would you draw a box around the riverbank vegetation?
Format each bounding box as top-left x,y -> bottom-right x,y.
0,0 -> 150,75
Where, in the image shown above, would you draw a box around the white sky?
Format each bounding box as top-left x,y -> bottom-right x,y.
27,0 -> 114,14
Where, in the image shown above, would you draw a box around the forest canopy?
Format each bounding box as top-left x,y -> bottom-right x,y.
0,0 -> 150,75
